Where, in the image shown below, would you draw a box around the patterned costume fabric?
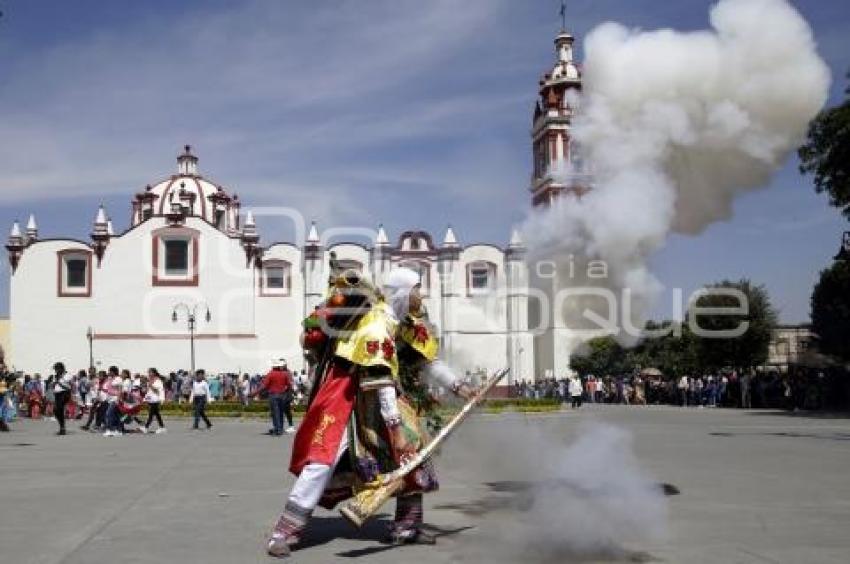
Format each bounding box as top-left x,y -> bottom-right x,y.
269,267 -> 459,556
291,299 -> 439,507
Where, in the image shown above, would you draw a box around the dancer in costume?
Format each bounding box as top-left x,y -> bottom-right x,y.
266,266 -> 472,557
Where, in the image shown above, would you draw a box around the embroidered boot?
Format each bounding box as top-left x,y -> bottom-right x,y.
267,501 -> 311,557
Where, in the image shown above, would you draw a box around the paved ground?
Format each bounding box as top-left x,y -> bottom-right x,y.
2,406 -> 849,564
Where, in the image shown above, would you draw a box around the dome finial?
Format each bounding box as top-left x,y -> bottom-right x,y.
177,144 -> 199,175
559,0 -> 567,32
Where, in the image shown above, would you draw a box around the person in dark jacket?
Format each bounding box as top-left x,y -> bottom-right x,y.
52,362 -> 72,435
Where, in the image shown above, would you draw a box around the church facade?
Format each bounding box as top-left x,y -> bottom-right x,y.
5,29 -> 583,381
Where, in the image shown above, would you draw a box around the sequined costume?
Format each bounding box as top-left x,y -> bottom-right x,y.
268,269 -> 464,556
267,267 -> 464,557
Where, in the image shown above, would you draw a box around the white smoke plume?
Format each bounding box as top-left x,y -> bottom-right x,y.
442,421 -> 668,562
523,0 -> 831,340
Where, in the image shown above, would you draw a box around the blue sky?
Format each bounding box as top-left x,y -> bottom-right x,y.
0,0 -> 847,322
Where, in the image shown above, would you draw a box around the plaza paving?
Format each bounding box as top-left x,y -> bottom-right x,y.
1,406 -> 849,564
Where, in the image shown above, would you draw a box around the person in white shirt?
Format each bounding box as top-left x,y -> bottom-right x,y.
569,376 -> 583,409
240,374 -> 251,407
143,368 -> 167,434
104,366 -> 124,437
189,369 -> 212,430
678,376 -> 689,407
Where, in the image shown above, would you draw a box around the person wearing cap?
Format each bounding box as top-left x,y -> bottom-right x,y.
52,361 -> 72,436
256,359 -> 295,436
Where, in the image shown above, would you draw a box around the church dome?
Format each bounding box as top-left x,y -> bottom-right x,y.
131,146 -> 240,231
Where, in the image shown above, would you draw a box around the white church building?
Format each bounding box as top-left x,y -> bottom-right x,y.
5,28 -> 584,382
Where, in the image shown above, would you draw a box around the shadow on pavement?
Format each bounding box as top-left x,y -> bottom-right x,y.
292,514 -> 475,559
710,430 -> 850,442
744,409 -> 850,420
335,524 -> 474,558
435,480 -> 679,518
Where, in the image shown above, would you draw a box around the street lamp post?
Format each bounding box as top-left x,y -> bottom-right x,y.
172,302 -> 211,376
86,326 -> 94,374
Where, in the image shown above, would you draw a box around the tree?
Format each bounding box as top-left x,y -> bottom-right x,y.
569,336 -> 630,376
630,321 -> 699,378
811,261 -> 850,362
689,280 -> 778,372
799,74 -> 850,219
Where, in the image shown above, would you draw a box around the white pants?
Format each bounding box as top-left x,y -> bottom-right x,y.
288,437 -> 348,510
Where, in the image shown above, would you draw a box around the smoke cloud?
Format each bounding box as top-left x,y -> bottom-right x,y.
523,0 -> 831,340
442,421 -> 668,562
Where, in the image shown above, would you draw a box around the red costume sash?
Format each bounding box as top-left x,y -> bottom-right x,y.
289,363 -> 356,476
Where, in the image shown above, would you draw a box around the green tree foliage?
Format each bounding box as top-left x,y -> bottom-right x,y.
689,280 -> 777,372
570,281 -> 776,377
569,335 -> 629,376
629,321 -> 698,377
811,261 -> 850,362
799,75 -> 850,219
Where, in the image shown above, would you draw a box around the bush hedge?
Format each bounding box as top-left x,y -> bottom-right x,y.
158,397 -> 562,417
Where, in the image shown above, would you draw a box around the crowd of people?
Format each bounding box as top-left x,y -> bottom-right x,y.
2,361 -> 846,435
0,359 -> 308,436
512,368 -> 848,410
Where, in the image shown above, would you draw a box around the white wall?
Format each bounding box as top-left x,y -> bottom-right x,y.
9,222 -> 537,381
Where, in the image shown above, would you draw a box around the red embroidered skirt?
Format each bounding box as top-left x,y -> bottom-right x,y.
289,363 -> 356,476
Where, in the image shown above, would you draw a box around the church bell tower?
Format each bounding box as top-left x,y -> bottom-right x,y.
529,15 -> 590,380
529,24 -> 588,207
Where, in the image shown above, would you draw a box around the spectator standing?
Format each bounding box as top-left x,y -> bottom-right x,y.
678,376 -> 689,406
568,377 -> 583,409
81,372 -> 107,432
52,362 -> 72,435
238,374 -> 250,407
190,370 -> 213,430
740,372 -> 752,409
103,366 -> 123,436
77,370 -> 90,417
256,359 -> 294,435
0,378 -> 10,432
209,375 -> 221,401
143,368 -> 167,434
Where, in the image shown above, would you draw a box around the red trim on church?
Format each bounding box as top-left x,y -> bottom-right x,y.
151,230 -> 200,287
56,248 -> 93,298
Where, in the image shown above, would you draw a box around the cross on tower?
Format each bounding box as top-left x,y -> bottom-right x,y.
559,0 -> 566,31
